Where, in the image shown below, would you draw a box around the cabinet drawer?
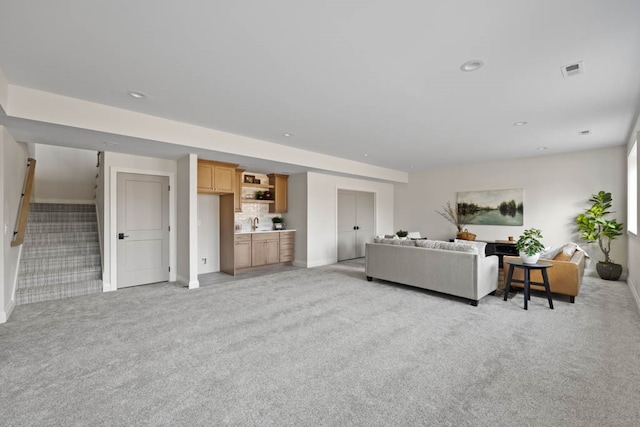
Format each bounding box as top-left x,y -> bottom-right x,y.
235,234 -> 252,242
251,232 -> 276,241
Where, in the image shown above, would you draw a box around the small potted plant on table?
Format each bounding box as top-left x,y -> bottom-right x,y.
515,228 -> 545,264
396,230 -> 409,239
272,216 -> 284,230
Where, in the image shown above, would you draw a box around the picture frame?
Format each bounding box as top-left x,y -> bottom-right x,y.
243,174 -> 255,184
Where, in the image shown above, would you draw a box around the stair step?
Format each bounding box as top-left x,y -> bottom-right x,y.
27,211 -> 97,223
26,221 -> 97,234
21,242 -> 100,259
17,266 -> 102,288
29,203 -> 95,213
16,280 -> 103,305
19,254 -> 101,274
24,231 -> 98,246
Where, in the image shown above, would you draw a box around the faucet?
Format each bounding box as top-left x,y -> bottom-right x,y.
251,217 -> 259,231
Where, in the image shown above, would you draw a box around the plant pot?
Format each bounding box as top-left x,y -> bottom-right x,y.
596,262 -> 623,281
519,251 -> 540,265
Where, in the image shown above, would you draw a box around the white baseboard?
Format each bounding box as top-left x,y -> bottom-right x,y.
292,260 -> 308,268
177,274 -> 199,289
628,278 -> 640,314
306,258 -> 338,268
102,282 -> 115,292
0,299 -> 16,324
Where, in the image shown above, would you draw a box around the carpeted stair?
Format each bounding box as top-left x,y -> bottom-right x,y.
16,203 -> 103,305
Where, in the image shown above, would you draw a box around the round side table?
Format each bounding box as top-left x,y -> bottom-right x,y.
503,260 -> 554,310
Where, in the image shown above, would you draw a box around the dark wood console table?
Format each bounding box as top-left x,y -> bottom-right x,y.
483,240 -> 518,267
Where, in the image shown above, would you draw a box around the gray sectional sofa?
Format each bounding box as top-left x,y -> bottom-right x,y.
365,239 -> 499,305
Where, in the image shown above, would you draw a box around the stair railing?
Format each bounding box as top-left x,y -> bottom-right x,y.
11,158 -> 36,247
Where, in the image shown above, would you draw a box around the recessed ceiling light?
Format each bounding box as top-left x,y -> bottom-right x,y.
364,154 -> 369,157
128,91 -> 147,99
513,121 -> 528,126
282,133 -> 293,137
537,147 -> 548,151
460,60 -> 484,72
579,130 -> 591,135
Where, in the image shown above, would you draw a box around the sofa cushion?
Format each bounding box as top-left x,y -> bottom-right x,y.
454,239 -> 486,257
415,239 -> 476,254
554,243 -> 578,261
539,246 -> 563,260
400,240 -> 416,246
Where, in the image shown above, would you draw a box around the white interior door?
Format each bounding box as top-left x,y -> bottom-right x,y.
355,191 -> 375,258
117,173 -> 169,288
338,190 -> 375,261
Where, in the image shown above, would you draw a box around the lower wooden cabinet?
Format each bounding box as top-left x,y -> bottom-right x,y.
234,231 -> 294,270
279,231 -> 294,262
234,234 -> 252,269
251,233 -> 280,266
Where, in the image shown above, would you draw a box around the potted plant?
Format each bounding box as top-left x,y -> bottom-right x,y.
271,216 -> 284,230
515,228 -> 545,264
396,230 -> 408,239
436,201 -> 480,240
575,191 -> 624,280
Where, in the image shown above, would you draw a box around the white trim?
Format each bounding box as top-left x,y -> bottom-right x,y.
33,198 -> 95,204
307,258 -> 338,268
177,274 -> 199,289
629,277 -> 640,314
292,260 -> 308,268
9,245 -> 22,309
109,166 -> 176,291
0,299 -> 15,324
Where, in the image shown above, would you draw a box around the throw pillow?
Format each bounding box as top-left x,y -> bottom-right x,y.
454,239 -> 486,257
539,246 -> 563,260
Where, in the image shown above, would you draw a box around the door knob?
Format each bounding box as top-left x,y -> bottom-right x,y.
118,233 -> 129,240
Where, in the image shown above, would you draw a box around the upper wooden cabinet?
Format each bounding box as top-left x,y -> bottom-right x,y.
197,159 -> 238,194
234,169 -> 245,212
267,173 -> 288,213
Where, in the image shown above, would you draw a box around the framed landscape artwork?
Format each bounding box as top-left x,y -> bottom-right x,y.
456,188 -> 524,226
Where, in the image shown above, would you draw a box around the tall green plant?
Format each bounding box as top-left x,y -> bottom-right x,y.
575,191 -> 624,263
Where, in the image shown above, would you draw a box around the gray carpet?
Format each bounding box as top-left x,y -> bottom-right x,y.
2,260 -> 640,426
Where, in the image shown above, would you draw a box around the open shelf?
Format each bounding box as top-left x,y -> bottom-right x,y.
242,183 -> 274,189
241,199 -> 274,204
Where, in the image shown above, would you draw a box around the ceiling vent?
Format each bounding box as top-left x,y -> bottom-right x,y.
561,61 -> 584,78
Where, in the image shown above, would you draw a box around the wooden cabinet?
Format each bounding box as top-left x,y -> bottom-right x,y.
279,231 -> 294,262
234,169 -> 245,212
268,173 -> 288,213
251,233 -> 280,266
234,234 -> 252,269
233,231 -> 294,271
197,159 -> 237,194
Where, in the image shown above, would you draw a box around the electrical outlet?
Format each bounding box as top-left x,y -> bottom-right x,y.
201,258 -> 207,264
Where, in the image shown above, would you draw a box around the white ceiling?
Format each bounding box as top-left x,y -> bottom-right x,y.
1,0 -> 640,175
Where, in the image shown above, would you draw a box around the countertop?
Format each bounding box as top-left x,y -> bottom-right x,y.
235,229 -> 295,234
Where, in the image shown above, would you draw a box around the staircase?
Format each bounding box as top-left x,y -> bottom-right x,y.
16,203 -> 102,305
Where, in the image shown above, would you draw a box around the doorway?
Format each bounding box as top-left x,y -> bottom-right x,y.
116,173 -> 170,288
337,190 -> 375,261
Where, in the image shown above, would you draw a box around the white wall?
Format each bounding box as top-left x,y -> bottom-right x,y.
304,172 -> 394,267
285,173 -> 308,265
1,127 -> 28,323
395,146 -> 627,273
33,144 -> 96,203
176,154 -> 198,288
627,113 -> 640,309
102,151 -> 178,291
197,194 -> 220,274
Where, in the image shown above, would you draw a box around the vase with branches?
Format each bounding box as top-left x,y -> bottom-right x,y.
436,201 -> 481,236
